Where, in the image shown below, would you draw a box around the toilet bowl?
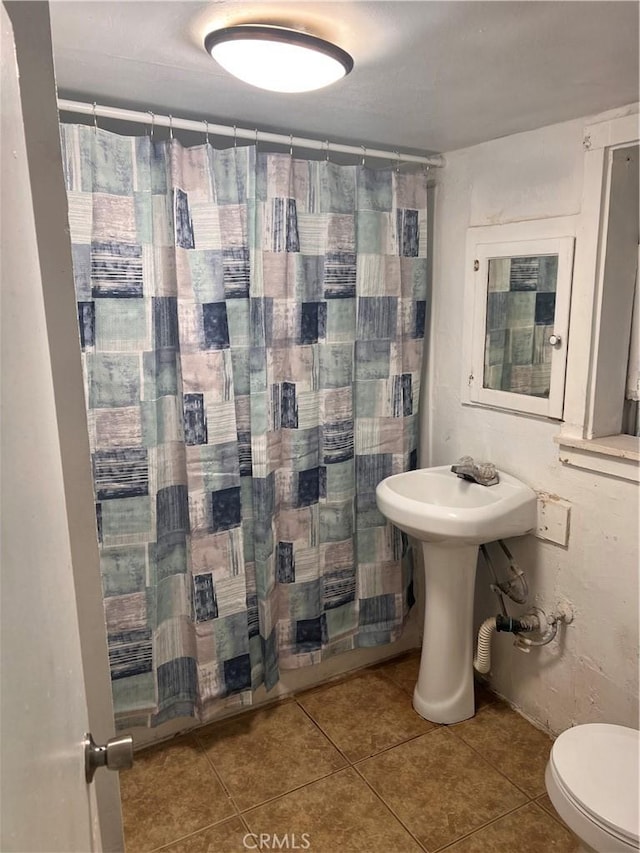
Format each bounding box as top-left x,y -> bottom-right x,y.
545,723 -> 639,853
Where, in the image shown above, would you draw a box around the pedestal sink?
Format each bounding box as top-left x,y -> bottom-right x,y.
376,465 -> 536,724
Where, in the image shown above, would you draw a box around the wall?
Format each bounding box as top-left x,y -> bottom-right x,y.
427,106 -> 639,735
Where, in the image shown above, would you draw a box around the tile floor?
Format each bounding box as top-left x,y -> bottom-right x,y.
120,652 -> 579,852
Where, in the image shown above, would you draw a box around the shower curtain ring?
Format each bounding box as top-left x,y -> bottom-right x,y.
233,125 -> 237,148
255,128 -> 259,148
92,101 -> 98,134
289,134 -> 293,158
361,145 -> 366,166
395,151 -> 401,173
204,119 -> 209,145
325,140 -> 330,162
169,115 -> 173,140
148,111 -> 155,139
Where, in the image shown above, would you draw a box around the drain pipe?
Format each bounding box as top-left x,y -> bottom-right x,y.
473,617 -> 498,674
473,606 -> 574,673
473,614 -> 538,674
474,541 -> 532,674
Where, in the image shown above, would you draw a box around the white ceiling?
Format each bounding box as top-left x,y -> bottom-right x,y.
50,1 -> 639,155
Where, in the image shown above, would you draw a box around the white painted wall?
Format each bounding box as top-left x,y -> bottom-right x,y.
427,106 -> 639,735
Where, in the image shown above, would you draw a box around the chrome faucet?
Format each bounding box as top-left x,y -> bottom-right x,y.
451,456 -> 500,486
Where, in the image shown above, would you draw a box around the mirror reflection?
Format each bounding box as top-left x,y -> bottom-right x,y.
484,254 -> 558,398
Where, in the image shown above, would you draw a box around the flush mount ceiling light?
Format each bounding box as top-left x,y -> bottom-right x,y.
204,25 -> 354,93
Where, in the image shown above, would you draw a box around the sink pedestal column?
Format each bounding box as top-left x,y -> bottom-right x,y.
413,542 -> 478,724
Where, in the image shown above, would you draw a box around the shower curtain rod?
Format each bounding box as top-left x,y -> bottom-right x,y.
57,98 -> 445,168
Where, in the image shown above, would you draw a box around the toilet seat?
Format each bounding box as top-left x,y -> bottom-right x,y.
548,724 -> 639,849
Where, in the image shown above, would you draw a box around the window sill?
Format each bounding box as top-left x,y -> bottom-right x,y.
555,433 -> 640,482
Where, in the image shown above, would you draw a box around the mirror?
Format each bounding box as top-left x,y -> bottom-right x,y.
484,253 -> 558,398
465,230 -> 574,419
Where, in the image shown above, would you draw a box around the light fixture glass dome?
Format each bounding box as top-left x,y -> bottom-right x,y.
204,25 -> 354,93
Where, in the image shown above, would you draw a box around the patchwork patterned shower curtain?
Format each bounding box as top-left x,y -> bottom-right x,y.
61,125 -> 428,727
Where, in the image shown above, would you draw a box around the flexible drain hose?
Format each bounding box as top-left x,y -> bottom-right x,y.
473,617 -> 497,674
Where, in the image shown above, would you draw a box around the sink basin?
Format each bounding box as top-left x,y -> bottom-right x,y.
375,464 -> 537,725
376,465 -> 537,545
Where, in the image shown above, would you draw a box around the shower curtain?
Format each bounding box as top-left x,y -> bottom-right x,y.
60,125 -> 428,728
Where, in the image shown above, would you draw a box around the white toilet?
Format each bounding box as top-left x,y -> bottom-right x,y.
545,723 -> 639,853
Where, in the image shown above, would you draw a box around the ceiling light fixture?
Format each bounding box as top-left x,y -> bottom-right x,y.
204,25 -> 354,94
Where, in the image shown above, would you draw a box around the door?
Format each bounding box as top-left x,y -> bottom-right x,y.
0,5 -> 125,851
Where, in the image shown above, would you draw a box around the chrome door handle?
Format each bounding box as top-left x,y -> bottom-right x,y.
548,334 -> 562,347
84,732 -> 133,783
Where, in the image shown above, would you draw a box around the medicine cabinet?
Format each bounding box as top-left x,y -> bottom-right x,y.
464,226 -> 575,419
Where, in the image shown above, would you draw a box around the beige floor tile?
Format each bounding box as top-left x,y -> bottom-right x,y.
444,802 -> 580,852
473,680 -> 497,711
376,652 -> 421,694
196,700 -> 346,811
120,736 -> 235,853
358,727 -> 527,851
537,793 -> 558,818
536,794 -> 580,838
298,670 -> 435,761
245,767 -> 423,853
158,816 -> 250,853
452,701 -> 553,797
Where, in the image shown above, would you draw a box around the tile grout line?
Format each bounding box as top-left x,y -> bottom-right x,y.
431,800 -> 539,852
122,736 -> 240,853
193,699 -> 354,815
373,667 -> 417,695
533,794 -> 580,837
135,771 -> 564,852
238,765 -> 352,816
127,665 -> 552,853
295,695 -> 440,852
213,696 -> 438,839
148,813 -> 244,852
294,697 -> 356,765
239,813 -> 252,833
349,760 -> 430,852
192,733 -> 241,808
210,697 -> 354,814
295,693 -> 443,765
181,689 -> 418,824
351,723 -> 533,853
350,725 -> 442,767
238,812 -> 255,845
445,722 -> 546,801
